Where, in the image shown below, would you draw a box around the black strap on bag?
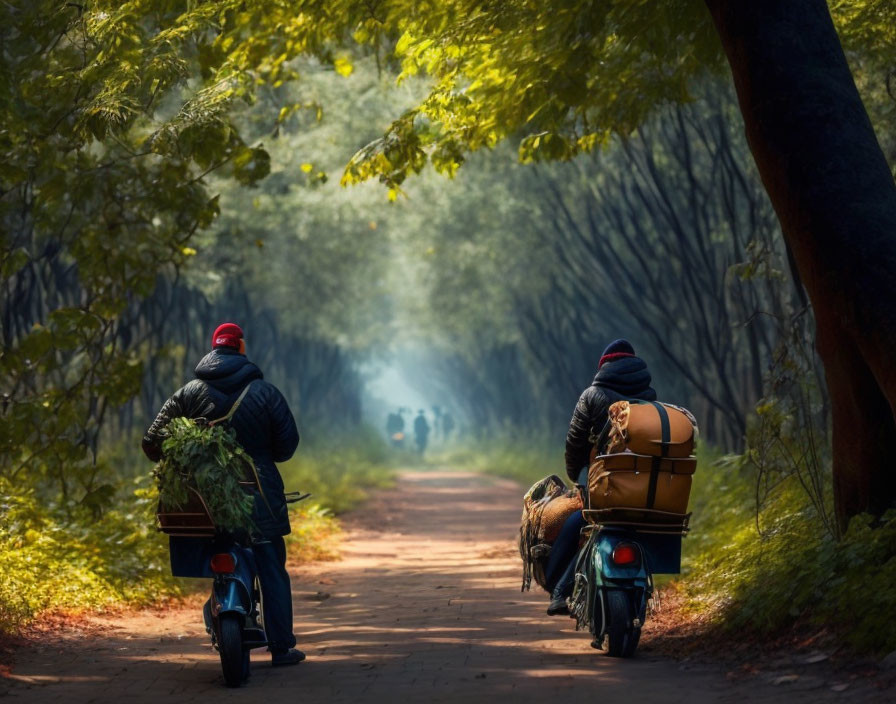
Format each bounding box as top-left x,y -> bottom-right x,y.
646,401 -> 671,509
208,382 -> 253,427
593,419 -> 612,456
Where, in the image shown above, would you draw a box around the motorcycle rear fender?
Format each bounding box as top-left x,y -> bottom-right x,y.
591,580 -> 649,640
592,532 -> 650,584
211,577 -> 251,620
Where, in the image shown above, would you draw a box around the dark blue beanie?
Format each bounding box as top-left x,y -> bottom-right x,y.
599,339 -> 636,367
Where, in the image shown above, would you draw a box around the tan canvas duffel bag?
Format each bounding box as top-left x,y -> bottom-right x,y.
588,452 -> 696,514
519,475 -> 582,591
540,492 -> 584,542
604,400 -> 696,458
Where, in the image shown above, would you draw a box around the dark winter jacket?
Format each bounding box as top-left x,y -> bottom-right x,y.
142,348 -> 300,538
564,356 -> 657,481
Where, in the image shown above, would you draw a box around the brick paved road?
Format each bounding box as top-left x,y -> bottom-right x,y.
2,471 -> 890,703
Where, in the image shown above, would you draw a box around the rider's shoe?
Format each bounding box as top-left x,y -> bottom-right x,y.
546,597 -> 570,616
548,559 -> 576,616
271,648 -> 306,666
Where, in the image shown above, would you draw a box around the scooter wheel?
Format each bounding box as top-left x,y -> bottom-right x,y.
605,590 -> 640,658
218,614 -> 245,687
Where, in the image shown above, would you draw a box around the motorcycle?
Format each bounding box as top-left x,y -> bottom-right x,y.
567,507 -> 689,657
160,488 -> 309,687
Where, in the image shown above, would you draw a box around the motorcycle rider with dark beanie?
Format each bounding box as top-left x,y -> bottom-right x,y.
142,322 -> 305,666
545,339 -> 657,615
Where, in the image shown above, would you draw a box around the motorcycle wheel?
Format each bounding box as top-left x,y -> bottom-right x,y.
605,590 -> 640,658
218,614 -> 245,687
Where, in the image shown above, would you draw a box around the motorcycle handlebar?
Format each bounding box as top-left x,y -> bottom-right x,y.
284,491 -> 311,504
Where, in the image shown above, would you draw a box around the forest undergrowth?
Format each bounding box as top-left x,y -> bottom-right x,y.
435,436 -> 896,655
0,428 -> 395,637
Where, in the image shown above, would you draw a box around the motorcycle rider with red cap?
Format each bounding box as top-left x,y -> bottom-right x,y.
142,323 -> 304,666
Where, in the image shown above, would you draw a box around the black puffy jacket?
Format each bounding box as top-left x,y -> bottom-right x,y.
142,348 -> 300,538
564,356 -> 657,481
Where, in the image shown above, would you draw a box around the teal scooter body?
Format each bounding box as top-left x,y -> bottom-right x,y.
571,524 -> 682,657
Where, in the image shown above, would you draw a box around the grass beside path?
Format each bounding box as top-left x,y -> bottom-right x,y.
425,438 -> 561,488
277,429 -> 397,561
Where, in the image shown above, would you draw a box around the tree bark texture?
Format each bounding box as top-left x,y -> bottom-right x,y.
706,0 -> 896,529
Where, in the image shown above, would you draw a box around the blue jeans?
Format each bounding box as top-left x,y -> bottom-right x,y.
544,510 -> 586,593
544,467 -> 589,595
254,536 -> 297,652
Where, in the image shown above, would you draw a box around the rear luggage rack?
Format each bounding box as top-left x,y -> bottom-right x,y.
157,487 -> 217,537
583,507 -> 691,535
158,485 -> 311,537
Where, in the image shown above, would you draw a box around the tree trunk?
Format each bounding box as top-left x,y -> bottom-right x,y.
705,0 -> 896,531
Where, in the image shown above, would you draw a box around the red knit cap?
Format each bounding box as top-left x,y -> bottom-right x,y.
211,323 -> 243,350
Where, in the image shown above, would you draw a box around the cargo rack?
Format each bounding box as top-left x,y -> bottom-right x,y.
582,507 -> 690,535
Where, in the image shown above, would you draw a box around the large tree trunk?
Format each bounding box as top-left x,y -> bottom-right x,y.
705,0 -> 896,531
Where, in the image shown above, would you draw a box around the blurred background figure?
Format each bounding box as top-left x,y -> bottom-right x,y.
414,409 -> 430,455
431,405 -> 443,439
441,412 -> 455,441
386,409 -> 405,448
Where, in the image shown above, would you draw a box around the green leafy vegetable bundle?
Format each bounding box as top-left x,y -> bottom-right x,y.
154,417 -> 256,535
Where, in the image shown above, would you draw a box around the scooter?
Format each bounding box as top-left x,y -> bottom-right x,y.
568,508 -> 688,657
160,489 -> 309,686
201,538 -> 265,686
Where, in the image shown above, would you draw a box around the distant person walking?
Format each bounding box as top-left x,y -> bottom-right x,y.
414,410 -> 430,455
431,405 -> 443,438
386,410 -> 405,447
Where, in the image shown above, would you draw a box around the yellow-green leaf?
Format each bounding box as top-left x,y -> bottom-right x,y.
334,56 -> 353,77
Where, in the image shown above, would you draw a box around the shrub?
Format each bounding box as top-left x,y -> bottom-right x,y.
683,453 -> 896,653
0,477 -> 185,633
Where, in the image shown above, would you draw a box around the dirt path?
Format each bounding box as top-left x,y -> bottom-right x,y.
2,470 -> 891,703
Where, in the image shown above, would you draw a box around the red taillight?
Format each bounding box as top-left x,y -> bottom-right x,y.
611,544 -> 639,566
210,553 -> 236,573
